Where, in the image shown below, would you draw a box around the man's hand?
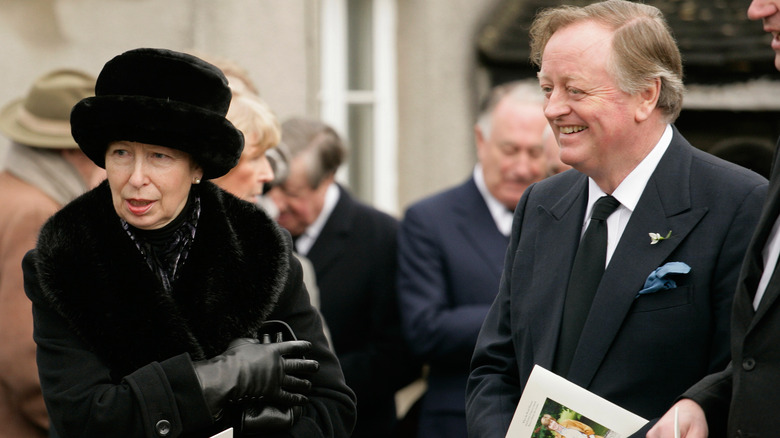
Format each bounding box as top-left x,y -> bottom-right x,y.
646,399 -> 708,438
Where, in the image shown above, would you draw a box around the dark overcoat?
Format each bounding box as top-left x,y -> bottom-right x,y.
305,185 -> 421,438
23,181 -> 356,438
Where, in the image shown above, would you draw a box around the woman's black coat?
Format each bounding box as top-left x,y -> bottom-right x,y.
23,181 -> 356,437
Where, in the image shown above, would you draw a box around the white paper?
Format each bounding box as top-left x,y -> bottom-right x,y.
506,365 -> 648,438
210,427 -> 233,438
674,406 -> 680,438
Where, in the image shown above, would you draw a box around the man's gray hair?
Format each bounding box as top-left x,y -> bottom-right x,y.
477,81 -> 545,140
280,117 -> 346,189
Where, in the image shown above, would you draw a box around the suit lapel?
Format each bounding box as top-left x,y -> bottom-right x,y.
737,195 -> 780,331
307,185 -> 352,274
567,132 -> 708,387
530,173 -> 590,370
745,141 -> 780,329
453,180 -> 509,277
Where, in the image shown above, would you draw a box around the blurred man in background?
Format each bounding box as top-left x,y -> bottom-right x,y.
268,117 -> 420,438
397,81 -> 550,438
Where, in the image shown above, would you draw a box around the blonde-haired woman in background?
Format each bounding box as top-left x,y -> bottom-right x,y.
213,92 -> 279,202
213,89 -> 332,348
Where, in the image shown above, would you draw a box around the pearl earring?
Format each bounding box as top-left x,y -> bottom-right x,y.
193,177 -> 201,184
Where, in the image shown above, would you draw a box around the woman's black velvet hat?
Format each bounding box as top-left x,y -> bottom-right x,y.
71,48 -> 244,179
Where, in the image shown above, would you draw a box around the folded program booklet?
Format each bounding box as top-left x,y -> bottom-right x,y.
210,428 -> 233,438
506,365 -> 648,438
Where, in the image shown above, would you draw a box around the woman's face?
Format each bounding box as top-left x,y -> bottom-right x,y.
214,143 -> 274,202
106,141 -> 202,230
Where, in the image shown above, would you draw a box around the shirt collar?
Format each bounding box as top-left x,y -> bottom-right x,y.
297,182 -> 340,254
473,164 -> 514,237
587,124 -> 673,215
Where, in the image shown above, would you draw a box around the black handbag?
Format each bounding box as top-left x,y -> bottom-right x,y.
235,320 -> 304,437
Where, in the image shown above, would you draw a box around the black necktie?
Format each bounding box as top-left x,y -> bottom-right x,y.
553,195 -> 621,376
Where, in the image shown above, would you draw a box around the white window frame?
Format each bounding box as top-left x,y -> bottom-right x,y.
320,0 -> 398,214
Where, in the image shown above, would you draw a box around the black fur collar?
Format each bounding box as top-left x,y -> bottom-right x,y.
34,181 -> 289,376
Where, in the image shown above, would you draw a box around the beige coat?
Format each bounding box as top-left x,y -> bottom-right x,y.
0,171 -> 56,438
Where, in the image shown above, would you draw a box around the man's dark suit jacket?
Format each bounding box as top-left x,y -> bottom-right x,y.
397,177 -> 509,438
306,184 -> 419,438
465,127 -> 767,437
682,139 -> 780,438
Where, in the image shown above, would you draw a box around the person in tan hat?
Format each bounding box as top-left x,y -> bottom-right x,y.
0,68 -> 105,438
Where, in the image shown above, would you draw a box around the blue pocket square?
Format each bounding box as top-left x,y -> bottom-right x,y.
636,262 -> 691,298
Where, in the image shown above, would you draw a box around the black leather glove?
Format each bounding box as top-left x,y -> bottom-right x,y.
193,338 -> 319,419
234,320 -> 311,435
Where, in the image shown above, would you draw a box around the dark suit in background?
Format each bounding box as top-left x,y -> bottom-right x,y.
398,178 -> 508,437
307,184 -> 419,438
397,82 -> 550,438
268,117 -> 420,438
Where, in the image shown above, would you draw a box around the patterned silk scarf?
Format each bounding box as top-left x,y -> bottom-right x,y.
121,192 -> 201,292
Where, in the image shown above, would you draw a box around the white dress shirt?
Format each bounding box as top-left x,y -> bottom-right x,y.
754,215 -> 780,310
582,124 -> 673,266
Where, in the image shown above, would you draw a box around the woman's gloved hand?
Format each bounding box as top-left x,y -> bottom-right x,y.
193,338 -> 319,418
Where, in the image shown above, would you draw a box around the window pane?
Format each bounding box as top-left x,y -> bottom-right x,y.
348,103 -> 374,200
347,0 -> 373,90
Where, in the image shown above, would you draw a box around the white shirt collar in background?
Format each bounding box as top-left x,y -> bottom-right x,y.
474,164 -> 514,237
296,182 -> 340,256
